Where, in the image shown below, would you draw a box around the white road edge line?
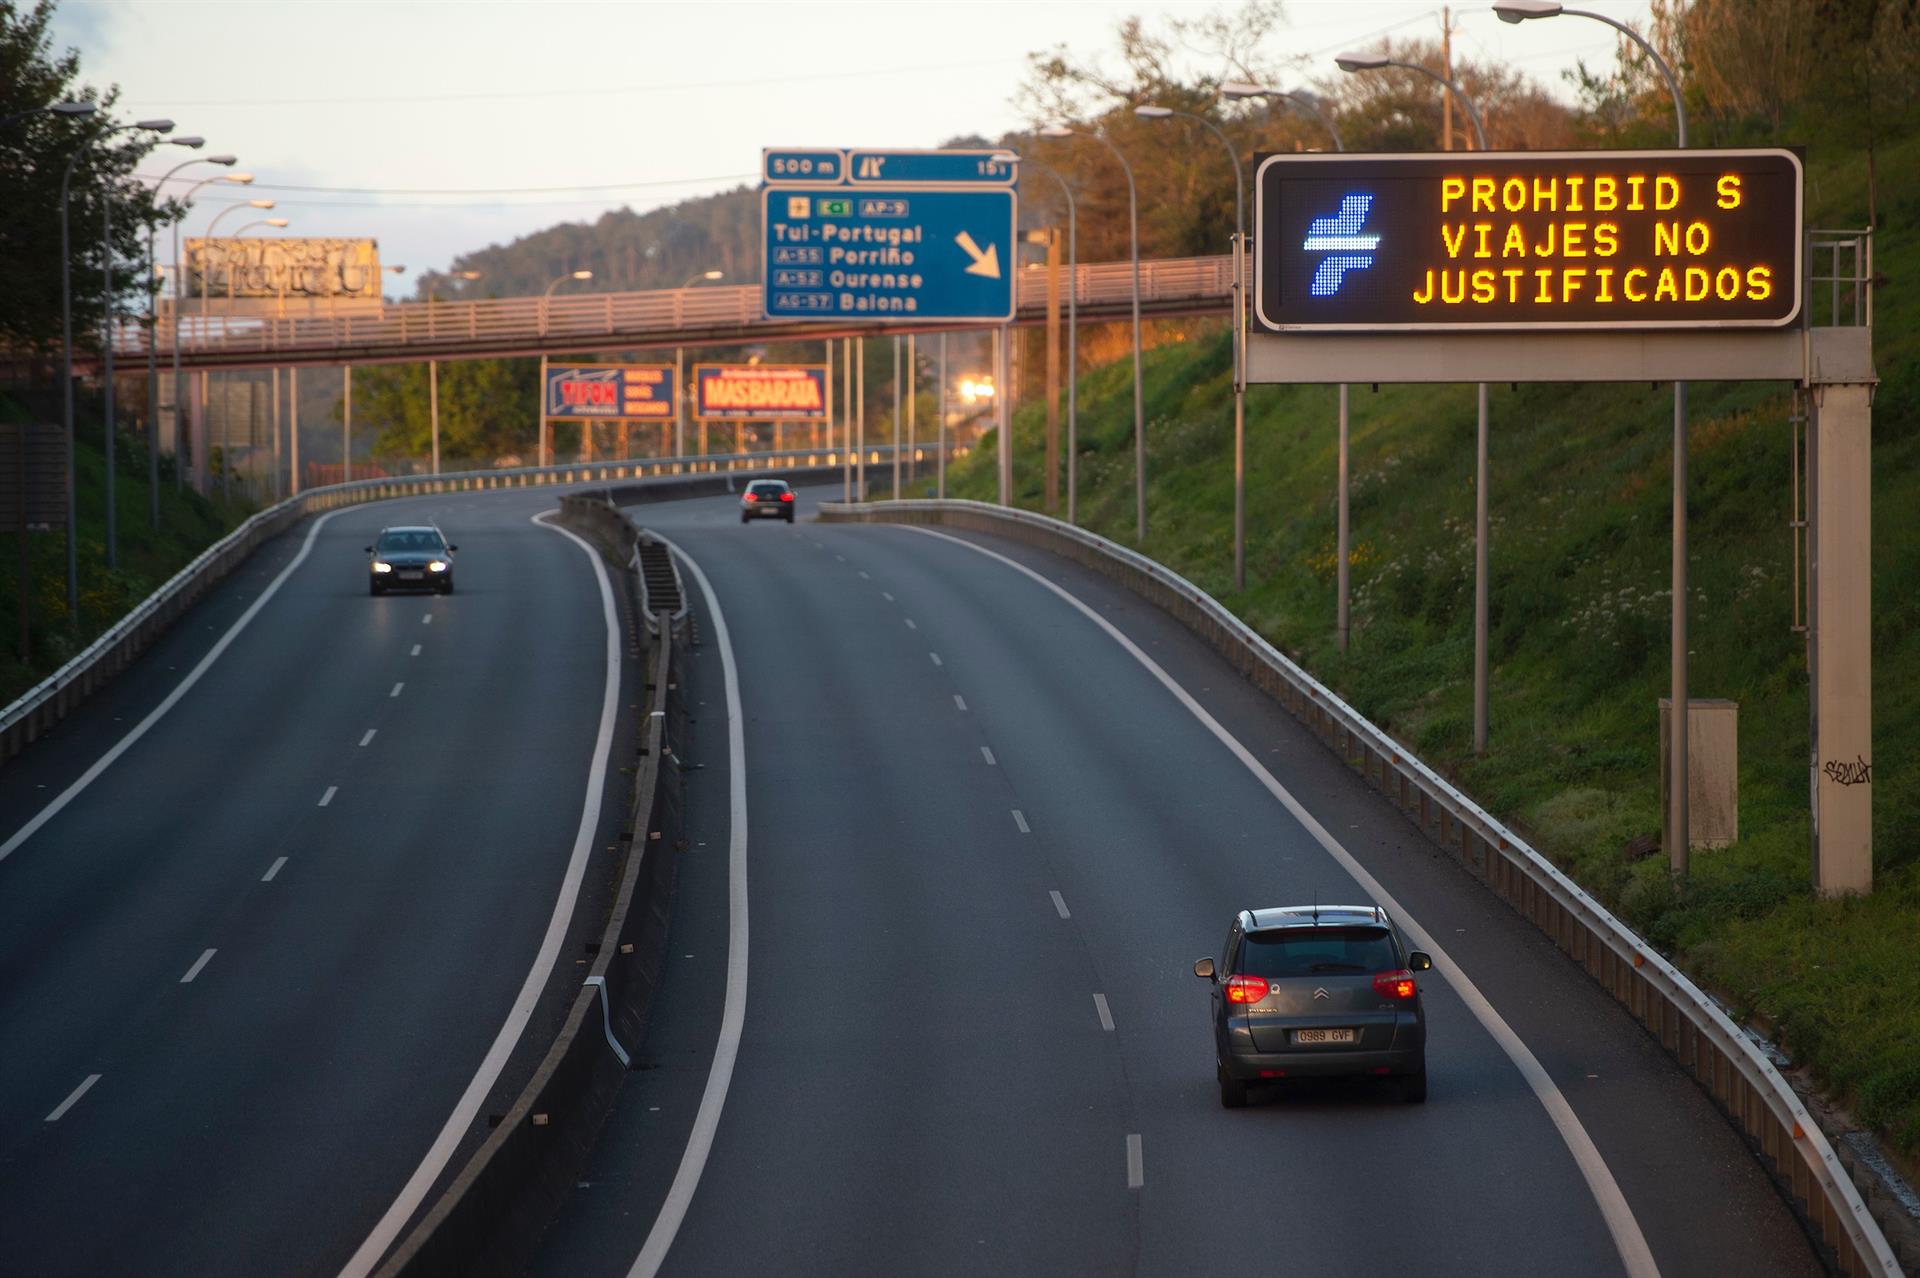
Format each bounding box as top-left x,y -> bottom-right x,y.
262,856 -> 287,882
1093,993 -> 1115,1032
45,1074 -> 100,1123
626,532 -> 748,1278
180,948 -> 216,984
338,510 -> 622,1278
1050,890 -> 1070,919
317,785 -> 338,808
908,525 -> 1660,1278
1011,809 -> 1029,834
0,508 -> 349,867
359,729 -> 377,747
1126,1133 -> 1143,1189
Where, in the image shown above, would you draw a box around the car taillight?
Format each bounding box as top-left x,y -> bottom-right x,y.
780,492 -> 794,501
1373,970 -> 1417,1000
1224,974 -> 1269,1004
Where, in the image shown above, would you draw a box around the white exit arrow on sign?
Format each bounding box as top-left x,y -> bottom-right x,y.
954,231 -> 1000,279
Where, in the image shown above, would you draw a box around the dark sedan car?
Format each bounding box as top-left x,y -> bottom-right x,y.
740,478 -> 796,523
1197,904 -> 1431,1107
368,525 -> 457,595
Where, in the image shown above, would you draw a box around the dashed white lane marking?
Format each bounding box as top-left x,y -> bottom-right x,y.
1050,890 -> 1070,919
1093,993 -> 1115,1032
980,746 -> 996,766
389,682 -> 404,698
180,948 -> 216,984
882,591 -> 894,602
858,570 -> 870,579
262,857 -> 287,882
953,694 -> 967,711
421,613 -> 432,625
318,786 -> 338,807
834,554 -> 846,563
908,524 -> 1660,1278
359,729 -> 377,747
45,1075 -> 100,1123
928,652 -> 942,667
410,643 -> 422,657
1126,1134 -> 1144,1189
904,618 -> 917,630
1011,809 -> 1029,834
0,509 -> 348,868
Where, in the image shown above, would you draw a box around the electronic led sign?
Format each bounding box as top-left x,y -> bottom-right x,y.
1254,149 -> 1802,331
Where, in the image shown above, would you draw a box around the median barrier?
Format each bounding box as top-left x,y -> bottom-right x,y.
818,497 -> 1904,1278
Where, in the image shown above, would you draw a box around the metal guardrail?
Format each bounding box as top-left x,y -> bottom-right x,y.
0,445 -> 930,764
111,255 -> 1234,368
819,497 -> 1902,1278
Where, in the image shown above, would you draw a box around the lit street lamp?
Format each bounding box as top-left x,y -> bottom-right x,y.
538,269 -> 593,467
1493,0 -> 1696,876
1042,123 -> 1146,542
145,152 -> 233,528
234,217 -> 289,236
1136,103 -> 1248,589
1221,82 -> 1345,152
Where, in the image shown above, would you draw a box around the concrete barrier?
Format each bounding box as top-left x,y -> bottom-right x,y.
819,497 -> 1905,1278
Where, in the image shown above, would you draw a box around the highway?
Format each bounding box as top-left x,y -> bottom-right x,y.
537,480 -> 1822,1278
0,488 -> 634,1277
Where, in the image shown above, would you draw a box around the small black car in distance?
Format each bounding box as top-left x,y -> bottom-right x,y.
368,525 -> 456,595
741,478 -> 796,523
1196,904 -> 1432,1107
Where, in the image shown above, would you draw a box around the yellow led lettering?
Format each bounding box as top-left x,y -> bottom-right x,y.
1593,222 -> 1620,257
1441,271 -> 1467,304
1471,177 -> 1496,212
1684,267 -> 1710,301
1532,223 -> 1557,257
1442,225 -> 1468,258
1413,271 -> 1435,304
1441,177 -> 1467,211
1474,224 -> 1494,257
1653,221 -> 1681,256
1685,221 -> 1711,254
1562,222 -> 1587,257
1471,269 -> 1496,303
1501,178 -> 1528,212
1655,175 -> 1681,210
1565,175 -> 1586,211
1563,267 -> 1588,301
1746,265 -> 1773,300
1532,176 -> 1558,211
1594,177 -> 1618,212
1716,174 -> 1742,209
1595,267 -> 1617,302
1654,267 -> 1680,301
1714,266 -> 1742,299
1502,268 -> 1526,302
1623,268 -> 1649,301
1626,175 -> 1647,211
1534,267 -> 1554,302
1503,224 -> 1528,257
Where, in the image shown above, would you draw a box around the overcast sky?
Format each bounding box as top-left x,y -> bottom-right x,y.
56,0 -> 1653,294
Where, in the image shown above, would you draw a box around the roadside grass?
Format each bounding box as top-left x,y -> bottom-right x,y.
0,392 -> 250,705
945,130 -> 1920,1161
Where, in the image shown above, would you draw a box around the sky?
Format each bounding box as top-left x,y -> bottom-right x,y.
55,0 -> 1655,295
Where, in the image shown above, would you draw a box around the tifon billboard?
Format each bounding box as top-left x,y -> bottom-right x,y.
694,365 -> 829,420
544,365 -> 675,419
1254,149 -> 1803,331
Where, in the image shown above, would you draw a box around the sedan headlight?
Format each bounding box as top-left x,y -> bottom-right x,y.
372,561 -> 394,574
428,560 -> 449,573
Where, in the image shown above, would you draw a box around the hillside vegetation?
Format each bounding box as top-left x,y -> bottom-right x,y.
944,126 -> 1920,1160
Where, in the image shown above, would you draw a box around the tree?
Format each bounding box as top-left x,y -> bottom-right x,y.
343,358 -> 540,468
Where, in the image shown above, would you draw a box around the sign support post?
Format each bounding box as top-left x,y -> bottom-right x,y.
937,334 -> 948,500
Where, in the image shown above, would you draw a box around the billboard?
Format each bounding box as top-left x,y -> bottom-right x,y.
1254,149 -> 1803,331
694,365 -> 829,420
544,364 -> 676,419
186,237 -> 383,301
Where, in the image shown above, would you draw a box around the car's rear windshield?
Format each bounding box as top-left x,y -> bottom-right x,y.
748,482 -> 788,494
1239,926 -> 1398,977
377,530 -> 444,552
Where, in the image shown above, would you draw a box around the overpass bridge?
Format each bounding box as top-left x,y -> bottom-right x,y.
119,254 -> 1234,372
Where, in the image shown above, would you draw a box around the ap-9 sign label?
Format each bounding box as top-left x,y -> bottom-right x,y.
1254,149 -> 1802,331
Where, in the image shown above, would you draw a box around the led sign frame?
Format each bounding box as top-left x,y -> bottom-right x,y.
1254,149 -> 1803,332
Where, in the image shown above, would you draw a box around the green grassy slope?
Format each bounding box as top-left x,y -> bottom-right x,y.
945,132 -> 1920,1158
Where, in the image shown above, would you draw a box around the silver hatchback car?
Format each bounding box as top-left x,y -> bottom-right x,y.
1196,904 -> 1432,1107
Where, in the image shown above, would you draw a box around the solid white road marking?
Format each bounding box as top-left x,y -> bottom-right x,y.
359,729 -> 377,747
0,509 -> 348,867
180,948 -> 216,984
410,643 -> 422,657
909,525 -> 1660,1278
389,682 -> 404,698
1126,1134 -> 1143,1189
262,857 -> 287,882
340,511 -> 623,1278
1093,993 -> 1115,1032
928,652 -> 942,667
1050,890 -> 1070,919
626,533 -> 748,1278
45,1075 -> 100,1123
980,746 -> 996,766
318,786 -> 337,807
1011,809 -> 1029,834
953,695 -> 967,711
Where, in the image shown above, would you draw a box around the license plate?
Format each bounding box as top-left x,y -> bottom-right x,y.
399,570 -> 423,579
1293,1028 -> 1355,1044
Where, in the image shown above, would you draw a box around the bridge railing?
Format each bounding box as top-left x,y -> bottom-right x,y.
114,255 -> 1234,360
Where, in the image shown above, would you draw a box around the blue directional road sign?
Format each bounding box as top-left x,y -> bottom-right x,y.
762,186 -> 1017,322
845,149 -> 1016,186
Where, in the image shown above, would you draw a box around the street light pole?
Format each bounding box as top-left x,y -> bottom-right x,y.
538,269 -> 592,468
1011,150 -> 1079,524
170,171 -> 253,494
1338,53 -> 1490,741
1495,0 -> 1695,874
146,152 -> 231,527
1137,105 -> 1246,588
1043,124 -> 1145,541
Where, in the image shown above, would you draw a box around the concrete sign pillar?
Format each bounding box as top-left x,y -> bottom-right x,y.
1807,328 -> 1876,895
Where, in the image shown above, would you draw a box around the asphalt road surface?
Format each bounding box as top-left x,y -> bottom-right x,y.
0,488 -> 632,1277
537,479 -> 1821,1278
